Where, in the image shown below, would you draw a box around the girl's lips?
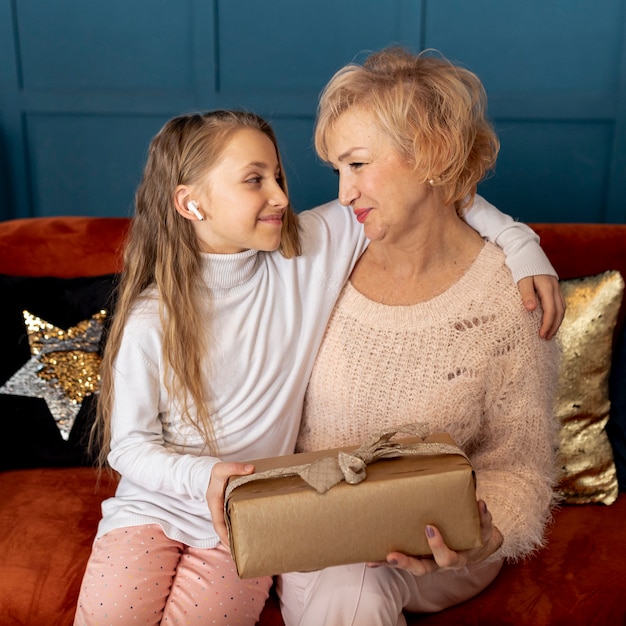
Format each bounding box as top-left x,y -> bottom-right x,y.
258,214 -> 284,225
354,208 -> 372,224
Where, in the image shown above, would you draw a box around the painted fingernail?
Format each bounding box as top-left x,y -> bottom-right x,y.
425,525 -> 435,539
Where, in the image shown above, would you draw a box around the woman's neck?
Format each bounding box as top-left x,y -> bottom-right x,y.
352,211 -> 484,305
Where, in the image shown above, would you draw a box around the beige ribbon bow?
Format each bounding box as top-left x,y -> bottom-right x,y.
226,424 -> 467,497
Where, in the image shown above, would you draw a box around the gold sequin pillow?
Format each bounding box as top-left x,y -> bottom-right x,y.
556,270 -> 624,504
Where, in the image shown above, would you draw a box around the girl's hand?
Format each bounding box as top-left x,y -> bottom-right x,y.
375,500 -> 503,576
517,275 -> 566,340
206,461 -> 255,546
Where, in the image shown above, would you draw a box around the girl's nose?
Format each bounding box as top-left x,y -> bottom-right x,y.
269,180 -> 289,208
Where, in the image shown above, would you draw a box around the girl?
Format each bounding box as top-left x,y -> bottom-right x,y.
74,109 -> 561,625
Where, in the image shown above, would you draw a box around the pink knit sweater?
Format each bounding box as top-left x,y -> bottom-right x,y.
298,243 -> 560,560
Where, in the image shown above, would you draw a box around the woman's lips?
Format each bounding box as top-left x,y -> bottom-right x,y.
354,208 -> 372,224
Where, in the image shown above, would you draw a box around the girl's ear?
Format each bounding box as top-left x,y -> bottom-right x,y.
174,185 -> 199,221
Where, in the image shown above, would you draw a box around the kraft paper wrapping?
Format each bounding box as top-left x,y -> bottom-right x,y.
225,427 -> 481,578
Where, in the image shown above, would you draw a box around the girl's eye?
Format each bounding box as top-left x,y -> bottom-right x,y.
350,162 -> 364,170
245,176 -> 262,184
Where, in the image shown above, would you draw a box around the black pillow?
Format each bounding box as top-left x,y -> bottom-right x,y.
0,274 -> 118,470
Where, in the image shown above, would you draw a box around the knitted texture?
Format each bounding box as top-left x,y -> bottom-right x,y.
298,243 -> 560,561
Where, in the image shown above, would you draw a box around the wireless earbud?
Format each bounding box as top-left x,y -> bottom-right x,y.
187,200 -> 204,221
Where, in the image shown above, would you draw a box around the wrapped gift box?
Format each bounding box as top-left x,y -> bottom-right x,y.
225,430 -> 481,578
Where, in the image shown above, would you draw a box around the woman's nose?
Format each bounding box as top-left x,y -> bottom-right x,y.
338,175 -> 357,207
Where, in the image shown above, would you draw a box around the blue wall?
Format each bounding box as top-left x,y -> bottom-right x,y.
1,0 -> 625,223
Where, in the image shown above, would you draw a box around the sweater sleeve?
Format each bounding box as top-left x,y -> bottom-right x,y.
299,200 -> 369,289
472,304 -> 560,561
464,195 -> 558,283
107,310 -> 216,505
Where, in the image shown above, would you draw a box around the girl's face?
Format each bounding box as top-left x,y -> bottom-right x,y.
325,107 -> 435,246
190,128 -> 289,254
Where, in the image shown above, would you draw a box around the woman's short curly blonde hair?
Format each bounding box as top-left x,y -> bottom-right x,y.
315,47 -> 500,209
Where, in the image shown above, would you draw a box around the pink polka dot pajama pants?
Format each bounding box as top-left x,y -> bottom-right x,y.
74,524 -> 271,625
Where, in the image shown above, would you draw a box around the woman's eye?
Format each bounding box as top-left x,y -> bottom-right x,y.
350,162 -> 364,170
245,176 -> 262,184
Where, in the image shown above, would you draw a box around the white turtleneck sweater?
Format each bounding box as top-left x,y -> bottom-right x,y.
97,198 -> 557,548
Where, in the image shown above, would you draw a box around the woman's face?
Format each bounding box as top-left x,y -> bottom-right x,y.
325,107 -> 434,245
189,128 -> 289,254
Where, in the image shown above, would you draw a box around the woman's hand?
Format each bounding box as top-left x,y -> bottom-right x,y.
517,275 -> 566,340
375,500 -> 503,576
206,461 -> 255,546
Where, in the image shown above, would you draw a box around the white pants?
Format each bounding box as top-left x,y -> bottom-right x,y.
277,559 -> 503,626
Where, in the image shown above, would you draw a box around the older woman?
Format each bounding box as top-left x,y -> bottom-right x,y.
277,47 -> 561,626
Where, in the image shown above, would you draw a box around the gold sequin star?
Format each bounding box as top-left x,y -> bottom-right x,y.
0,310 -> 106,440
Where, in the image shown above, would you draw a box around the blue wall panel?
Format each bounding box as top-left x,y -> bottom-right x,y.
17,1 -> 196,92
26,114 -> 171,217
218,0 -> 421,94
1,0 -> 625,223
426,1 -> 622,97
479,121 -> 613,222
424,0 -> 626,223
0,112 -> 9,214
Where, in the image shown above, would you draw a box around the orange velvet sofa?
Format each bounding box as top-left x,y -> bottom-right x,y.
0,216 -> 624,626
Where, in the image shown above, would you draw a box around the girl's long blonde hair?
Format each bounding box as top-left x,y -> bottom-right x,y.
92,110 -> 300,467
315,47 -> 500,210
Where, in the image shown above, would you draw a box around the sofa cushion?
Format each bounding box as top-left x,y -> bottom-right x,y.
0,467 -> 118,625
0,216 -> 129,277
0,274 -> 117,470
409,496 -> 626,625
555,270 -> 624,504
